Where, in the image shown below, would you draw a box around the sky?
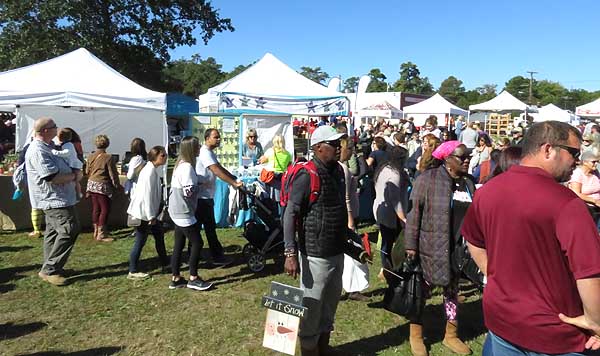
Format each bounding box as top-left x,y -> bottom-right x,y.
170,0 -> 600,92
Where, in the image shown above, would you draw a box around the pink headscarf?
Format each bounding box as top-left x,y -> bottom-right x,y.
432,140 -> 462,160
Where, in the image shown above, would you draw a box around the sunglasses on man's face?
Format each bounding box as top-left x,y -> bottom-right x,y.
322,140 -> 341,149
553,144 -> 580,160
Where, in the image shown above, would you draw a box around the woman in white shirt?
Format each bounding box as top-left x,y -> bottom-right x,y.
126,138 -> 147,196
126,146 -> 168,280
168,136 -> 213,291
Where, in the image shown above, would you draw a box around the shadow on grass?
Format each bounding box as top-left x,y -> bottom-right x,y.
335,323 -> 410,355
0,264 -> 41,284
0,245 -> 33,253
18,346 -> 124,356
206,260 -> 284,287
0,321 -> 47,340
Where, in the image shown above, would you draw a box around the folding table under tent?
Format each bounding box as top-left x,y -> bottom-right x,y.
576,97 -> 600,118
402,93 -> 468,127
0,48 -> 167,157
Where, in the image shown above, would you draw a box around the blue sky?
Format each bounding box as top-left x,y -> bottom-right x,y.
170,0 -> 600,92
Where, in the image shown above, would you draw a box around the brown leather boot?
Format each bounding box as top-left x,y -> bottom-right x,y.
92,224 -> 98,240
442,321 -> 471,355
409,323 -> 428,356
96,225 -> 114,242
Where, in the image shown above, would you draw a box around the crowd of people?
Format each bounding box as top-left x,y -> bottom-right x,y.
17,114 -> 600,355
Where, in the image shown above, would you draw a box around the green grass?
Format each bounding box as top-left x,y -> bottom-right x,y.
0,227 -> 487,355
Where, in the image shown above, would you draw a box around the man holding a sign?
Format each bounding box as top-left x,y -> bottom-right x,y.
283,125 -> 348,356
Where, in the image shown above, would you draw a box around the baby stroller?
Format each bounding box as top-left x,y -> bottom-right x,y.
240,184 -> 284,272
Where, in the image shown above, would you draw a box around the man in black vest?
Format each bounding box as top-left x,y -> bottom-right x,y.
283,125 -> 348,356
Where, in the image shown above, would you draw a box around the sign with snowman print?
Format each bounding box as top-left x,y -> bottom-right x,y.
262,282 -> 306,355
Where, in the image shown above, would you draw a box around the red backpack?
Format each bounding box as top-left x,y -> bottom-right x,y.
280,160 -> 320,208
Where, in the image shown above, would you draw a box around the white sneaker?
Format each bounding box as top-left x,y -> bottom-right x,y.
127,272 -> 149,280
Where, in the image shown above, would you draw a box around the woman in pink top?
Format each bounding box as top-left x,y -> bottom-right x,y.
569,148 -> 600,228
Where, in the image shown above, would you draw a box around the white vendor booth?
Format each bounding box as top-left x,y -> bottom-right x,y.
576,97 -> 600,119
402,93 -> 467,127
0,48 -> 167,157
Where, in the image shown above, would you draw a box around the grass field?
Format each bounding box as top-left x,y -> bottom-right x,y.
0,227 -> 487,355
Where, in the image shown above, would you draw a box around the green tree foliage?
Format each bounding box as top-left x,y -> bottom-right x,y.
366,69 -> 388,92
162,56 -> 227,97
391,62 -> 434,95
299,66 -> 329,84
0,1 -> 234,90
343,76 -> 360,93
438,76 -> 466,104
504,76 -> 532,103
224,64 -> 252,81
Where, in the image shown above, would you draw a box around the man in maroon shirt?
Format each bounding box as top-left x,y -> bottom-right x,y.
462,121 -> 600,355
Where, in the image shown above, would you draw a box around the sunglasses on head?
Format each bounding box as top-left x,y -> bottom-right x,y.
553,144 -> 580,160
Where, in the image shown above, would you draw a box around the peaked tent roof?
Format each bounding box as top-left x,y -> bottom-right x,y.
206,53 -> 342,98
0,48 -> 165,110
535,103 -> 575,123
362,101 -> 400,111
469,90 -> 527,112
403,93 -> 467,115
576,97 -> 600,118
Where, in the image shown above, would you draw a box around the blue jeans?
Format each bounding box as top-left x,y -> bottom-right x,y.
129,220 -> 168,273
487,331 -> 588,356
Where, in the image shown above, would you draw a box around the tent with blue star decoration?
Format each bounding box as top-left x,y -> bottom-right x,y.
199,53 -> 348,116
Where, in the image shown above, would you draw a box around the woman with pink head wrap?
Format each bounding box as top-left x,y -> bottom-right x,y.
402,139 -> 477,355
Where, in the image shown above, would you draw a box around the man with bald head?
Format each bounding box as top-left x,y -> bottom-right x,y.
26,117 -> 81,286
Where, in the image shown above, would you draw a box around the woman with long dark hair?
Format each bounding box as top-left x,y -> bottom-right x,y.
127,146 -> 169,279
126,138 -> 147,196
404,141 -> 475,356
373,146 -> 410,273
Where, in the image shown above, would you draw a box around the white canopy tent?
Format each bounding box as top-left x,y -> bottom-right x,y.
198,53 -> 348,116
576,97 -> 600,118
358,101 -> 402,122
532,103 -> 577,123
0,48 -> 167,156
469,90 -> 528,112
402,93 -> 467,126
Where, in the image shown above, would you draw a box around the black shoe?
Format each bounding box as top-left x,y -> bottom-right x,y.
187,278 -> 213,291
348,292 -> 371,302
168,277 -> 187,289
212,256 -> 233,267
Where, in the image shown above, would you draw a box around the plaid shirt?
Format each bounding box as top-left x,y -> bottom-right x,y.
25,139 -> 77,210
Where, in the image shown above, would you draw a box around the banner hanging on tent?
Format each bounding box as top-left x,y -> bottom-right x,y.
219,92 -> 348,116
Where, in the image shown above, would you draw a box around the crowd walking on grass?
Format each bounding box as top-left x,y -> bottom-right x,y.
18,115 -> 600,355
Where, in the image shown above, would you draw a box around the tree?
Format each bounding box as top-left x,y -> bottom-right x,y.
162,56 -> 225,97
438,76 -> 465,104
366,69 -> 388,92
343,76 -> 360,93
504,76 -> 532,103
476,84 -> 498,101
223,63 -> 252,81
391,62 -> 434,94
299,66 -> 329,84
535,80 -> 568,106
0,1 -> 234,90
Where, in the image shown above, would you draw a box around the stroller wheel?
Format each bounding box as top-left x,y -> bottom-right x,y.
243,243 -> 257,257
248,253 -> 266,272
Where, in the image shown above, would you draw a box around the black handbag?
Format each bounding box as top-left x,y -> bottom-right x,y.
383,256 -> 425,318
451,234 -> 484,288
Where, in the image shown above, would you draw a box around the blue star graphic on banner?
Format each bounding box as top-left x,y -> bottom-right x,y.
323,102 -> 331,112
335,100 -> 345,111
306,101 -> 317,113
256,97 -> 266,109
240,96 -> 250,107
221,96 -> 235,108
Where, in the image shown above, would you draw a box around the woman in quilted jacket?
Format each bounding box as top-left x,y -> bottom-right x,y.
404,140 -> 476,356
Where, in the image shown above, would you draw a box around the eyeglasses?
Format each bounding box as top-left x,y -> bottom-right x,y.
449,154 -> 470,162
553,144 -> 580,160
322,140 -> 341,148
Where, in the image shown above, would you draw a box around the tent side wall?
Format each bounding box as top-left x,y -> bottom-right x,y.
16,105 -> 166,159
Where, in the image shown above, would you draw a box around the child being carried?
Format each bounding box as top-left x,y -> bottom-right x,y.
52,129 -> 83,198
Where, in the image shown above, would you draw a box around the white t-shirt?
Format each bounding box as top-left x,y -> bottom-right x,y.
195,145 -> 218,200
171,161 -> 198,227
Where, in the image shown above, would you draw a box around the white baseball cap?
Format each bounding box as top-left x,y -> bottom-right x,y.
310,125 -> 347,146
